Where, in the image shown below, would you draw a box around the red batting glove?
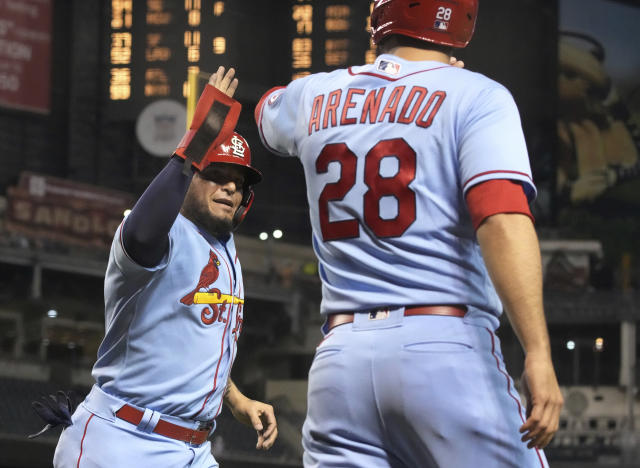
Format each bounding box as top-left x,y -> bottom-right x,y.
174,85 -> 241,171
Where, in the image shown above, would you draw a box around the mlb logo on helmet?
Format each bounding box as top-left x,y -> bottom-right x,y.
230,134 -> 246,159
434,20 -> 449,31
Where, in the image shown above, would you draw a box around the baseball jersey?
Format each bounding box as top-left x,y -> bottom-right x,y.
92,214 -> 244,421
256,54 -> 536,328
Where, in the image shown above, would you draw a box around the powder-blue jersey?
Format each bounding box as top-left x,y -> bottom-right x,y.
93,214 -> 244,421
257,54 -> 536,328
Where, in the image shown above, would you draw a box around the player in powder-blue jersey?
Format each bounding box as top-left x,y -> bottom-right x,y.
255,1 -> 562,467
46,68 -> 278,468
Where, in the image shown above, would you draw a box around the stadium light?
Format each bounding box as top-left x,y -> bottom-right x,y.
594,337 -> 604,351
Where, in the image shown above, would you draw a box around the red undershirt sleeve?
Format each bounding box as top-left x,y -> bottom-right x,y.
465,179 -> 534,231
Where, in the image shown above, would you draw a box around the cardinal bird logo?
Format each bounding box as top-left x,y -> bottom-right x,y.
180,251 -> 221,305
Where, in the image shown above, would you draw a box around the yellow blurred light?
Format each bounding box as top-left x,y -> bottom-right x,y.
110,68 -> 131,100
213,37 -> 226,54
110,32 -> 132,64
292,5 -> 313,35
188,10 -> 201,26
292,38 -> 312,69
111,0 -> 132,28
325,5 -> 350,32
325,39 -> 349,66
145,68 -> 170,97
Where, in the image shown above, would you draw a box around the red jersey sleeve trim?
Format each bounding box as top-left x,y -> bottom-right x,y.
465,179 -> 534,230
462,170 -> 533,192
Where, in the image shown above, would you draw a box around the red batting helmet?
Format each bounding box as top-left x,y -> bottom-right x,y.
371,0 -> 479,48
204,132 -> 262,186
202,132 -> 262,226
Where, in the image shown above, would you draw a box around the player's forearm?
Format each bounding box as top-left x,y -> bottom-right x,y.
476,213 -> 551,357
223,379 -> 248,410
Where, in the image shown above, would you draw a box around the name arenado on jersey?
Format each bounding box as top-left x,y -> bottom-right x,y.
308,86 -> 446,135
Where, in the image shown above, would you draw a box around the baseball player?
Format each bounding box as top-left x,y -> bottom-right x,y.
45,67 -> 277,467
254,1 -> 562,467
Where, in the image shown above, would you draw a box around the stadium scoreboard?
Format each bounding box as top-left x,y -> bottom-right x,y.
106,0 -> 373,120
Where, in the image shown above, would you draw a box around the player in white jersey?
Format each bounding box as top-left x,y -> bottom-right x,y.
254,1 -> 562,467
43,68 -> 278,467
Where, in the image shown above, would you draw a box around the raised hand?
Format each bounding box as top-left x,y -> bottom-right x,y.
209,66 -> 239,98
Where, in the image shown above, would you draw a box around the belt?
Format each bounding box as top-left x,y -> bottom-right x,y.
327,305 -> 467,332
115,405 -> 211,445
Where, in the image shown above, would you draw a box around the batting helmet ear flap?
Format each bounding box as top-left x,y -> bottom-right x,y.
233,187 -> 255,228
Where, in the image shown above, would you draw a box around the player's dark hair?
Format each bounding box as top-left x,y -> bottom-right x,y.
377,35 -> 454,56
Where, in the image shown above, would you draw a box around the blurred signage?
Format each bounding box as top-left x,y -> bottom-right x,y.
557,0 -> 640,274
0,0 -> 52,113
557,4 -> 640,209
5,173 -> 134,248
135,99 -> 186,157
540,240 -> 602,291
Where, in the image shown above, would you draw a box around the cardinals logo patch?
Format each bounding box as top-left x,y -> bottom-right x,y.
180,250 -> 244,329
180,251 -> 221,305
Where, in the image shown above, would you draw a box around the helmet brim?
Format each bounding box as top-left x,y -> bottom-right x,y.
202,161 -> 262,186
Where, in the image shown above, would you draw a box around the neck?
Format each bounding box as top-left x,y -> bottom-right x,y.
385,46 -> 450,64
180,210 -> 231,242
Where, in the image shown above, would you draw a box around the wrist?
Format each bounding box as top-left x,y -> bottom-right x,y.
524,347 -> 552,361
223,382 -> 248,409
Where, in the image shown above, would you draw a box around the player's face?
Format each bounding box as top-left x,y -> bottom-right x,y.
182,164 -> 245,236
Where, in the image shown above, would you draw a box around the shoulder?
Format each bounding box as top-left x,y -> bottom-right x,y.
448,70 -> 519,117
446,67 -> 510,96
171,214 -> 201,240
265,73 -> 322,108
305,70 -> 337,89
172,214 -> 189,232
293,68 -> 350,92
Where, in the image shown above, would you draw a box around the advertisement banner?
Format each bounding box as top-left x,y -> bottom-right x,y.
0,0 -> 52,113
5,173 -> 134,249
